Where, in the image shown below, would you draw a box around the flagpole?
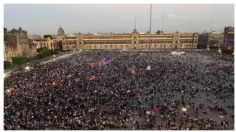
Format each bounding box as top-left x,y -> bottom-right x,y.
147,4 -> 152,70
149,4 -> 152,53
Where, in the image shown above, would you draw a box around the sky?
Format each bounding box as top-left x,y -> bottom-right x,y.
4,4 -> 234,35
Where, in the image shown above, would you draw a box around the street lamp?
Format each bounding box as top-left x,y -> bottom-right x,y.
25,65 -> 33,71
207,45 -> 210,51
25,66 -> 30,70
218,47 -> 222,54
181,106 -> 188,113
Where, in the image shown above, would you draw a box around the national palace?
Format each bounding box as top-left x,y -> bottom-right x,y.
57,27 -> 199,50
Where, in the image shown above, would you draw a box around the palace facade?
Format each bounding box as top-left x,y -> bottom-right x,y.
57,27 -> 198,50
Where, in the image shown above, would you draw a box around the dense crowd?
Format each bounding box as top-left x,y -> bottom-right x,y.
4,49 -> 234,130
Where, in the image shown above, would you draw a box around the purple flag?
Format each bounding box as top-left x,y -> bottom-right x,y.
98,59 -> 111,67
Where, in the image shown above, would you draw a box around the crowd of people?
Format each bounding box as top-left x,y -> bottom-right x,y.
4,49 -> 234,130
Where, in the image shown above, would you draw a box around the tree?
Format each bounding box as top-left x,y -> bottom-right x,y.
12,56 -> 28,65
156,30 -> 163,34
37,47 -> 54,58
4,61 -> 12,69
221,48 -> 234,55
43,35 -> 53,39
197,33 -> 209,49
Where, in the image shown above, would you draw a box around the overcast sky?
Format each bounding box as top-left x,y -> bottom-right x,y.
4,4 -> 234,35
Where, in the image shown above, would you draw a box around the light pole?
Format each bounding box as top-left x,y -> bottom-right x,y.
218,46 -> 222,54
149,4 -> 152,53
207,45 -> 210,51
146,4 -> 152,71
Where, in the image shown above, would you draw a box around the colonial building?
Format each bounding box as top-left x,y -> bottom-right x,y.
60,27 -> 198,50
4,27 -> 33,61
29,26 -> 198,51
207,32 -> 224,48
222,26 -> 234,50
28,39 -> 37,55
33,37 -> 54,49
58,26 -> 65,36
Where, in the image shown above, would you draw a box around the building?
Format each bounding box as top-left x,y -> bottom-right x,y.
30,35 -> 41,40
4,27 -> 17,61
207,32 -> 224,48
28,39 -> 37,55
33,38 -> 52,49
4,27 -> 31,61
29,26 -> 198,51
60,27 -> 198,50
223,26 -> 234,50
58,26 -> 65,36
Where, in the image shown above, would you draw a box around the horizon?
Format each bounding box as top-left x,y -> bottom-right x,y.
4,26 -> 229,36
